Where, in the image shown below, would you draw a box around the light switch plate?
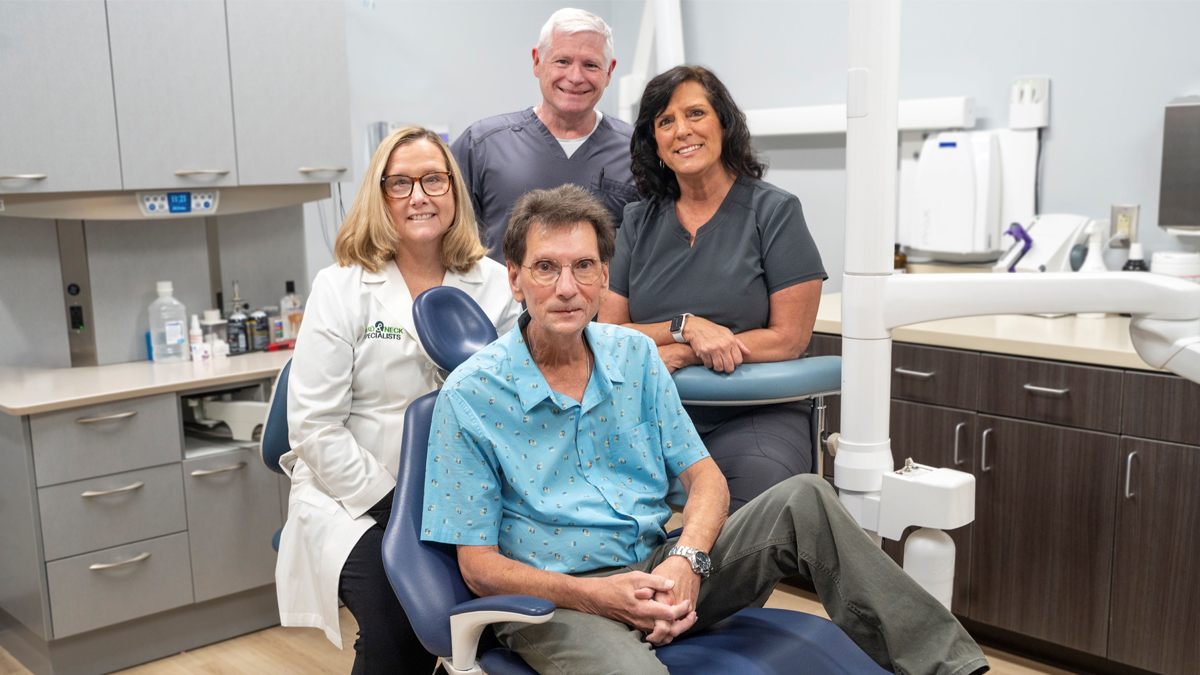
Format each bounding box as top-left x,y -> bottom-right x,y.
1010,76 -> 1050,130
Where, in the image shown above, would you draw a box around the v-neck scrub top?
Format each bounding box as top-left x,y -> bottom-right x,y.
609,176 -> 826,336
451,108 -> 640,261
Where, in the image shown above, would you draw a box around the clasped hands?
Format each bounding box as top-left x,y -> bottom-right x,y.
661,316 -> 749,374
586,555 -> 701,647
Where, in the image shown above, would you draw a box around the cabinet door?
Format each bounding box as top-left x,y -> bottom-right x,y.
884,401 -> 974,615
969,415 -> 1119,655
1108,437 -> 1200,675
226,1 -> 351,186
183,447 -> 281,603
0,2 -> 122,193
106,1 -> 238,190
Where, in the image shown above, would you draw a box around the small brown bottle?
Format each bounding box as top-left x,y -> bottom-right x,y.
893,243 -> 907,274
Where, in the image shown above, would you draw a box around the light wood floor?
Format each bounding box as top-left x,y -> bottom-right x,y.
1,586 -> 1070,675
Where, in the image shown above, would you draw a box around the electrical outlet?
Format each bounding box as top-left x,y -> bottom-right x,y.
1110,204 -> 1140,249
1010,76 -> 1050,130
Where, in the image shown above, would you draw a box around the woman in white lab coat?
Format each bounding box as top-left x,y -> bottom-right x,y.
278,126 -> 520,674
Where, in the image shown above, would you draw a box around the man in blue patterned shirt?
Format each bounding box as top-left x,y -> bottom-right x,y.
421,186 -> 988,675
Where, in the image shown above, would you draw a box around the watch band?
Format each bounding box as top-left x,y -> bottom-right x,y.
671,313 -> 692,344
667,545 -> 711,578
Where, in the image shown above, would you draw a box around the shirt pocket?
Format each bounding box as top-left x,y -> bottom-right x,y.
590,176 -> 640,226
603,421 -> 667,494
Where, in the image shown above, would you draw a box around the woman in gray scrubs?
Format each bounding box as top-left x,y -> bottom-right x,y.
599,65 -> 827,512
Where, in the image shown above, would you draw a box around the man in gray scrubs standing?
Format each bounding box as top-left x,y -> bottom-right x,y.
451,7 -> 640,261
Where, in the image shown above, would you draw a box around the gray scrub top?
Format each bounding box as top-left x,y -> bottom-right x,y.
610,176 -> 826,333
610,176 -> 827,431
450,108 -> 640,261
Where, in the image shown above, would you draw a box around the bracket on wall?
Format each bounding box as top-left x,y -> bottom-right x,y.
56,220 -> 99,367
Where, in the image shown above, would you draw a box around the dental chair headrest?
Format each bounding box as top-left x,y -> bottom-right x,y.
412,286 -> 500,373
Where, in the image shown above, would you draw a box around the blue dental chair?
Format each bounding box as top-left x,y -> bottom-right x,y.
381,287 -> 885,675
260,359 -> 293,551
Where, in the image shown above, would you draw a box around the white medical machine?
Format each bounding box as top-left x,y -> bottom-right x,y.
839,0 -> 1200,607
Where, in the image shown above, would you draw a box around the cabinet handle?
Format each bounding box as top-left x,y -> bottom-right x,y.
953,422 -> 967,465
894,367 -> 935,379
0,174 -> 47,180
1023,383 -> 1069,395
981,429 -> 993,472
1125,451 -> 1138,499
89,552 -> 151,570
191,461 -> 247,477
75,410 -> 138,424
298,167 -> 347,173
81,481 -> 144,498
174,169 -> 230,176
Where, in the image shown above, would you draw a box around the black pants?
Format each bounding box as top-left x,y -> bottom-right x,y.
338,490 -> 437,675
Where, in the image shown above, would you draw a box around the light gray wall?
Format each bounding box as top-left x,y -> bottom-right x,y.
218,205 -> 309,315
0,217 -> 71,368
85,218 -> 211,365
309,0 -> 1200,291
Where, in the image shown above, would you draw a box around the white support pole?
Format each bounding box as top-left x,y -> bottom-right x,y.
653,0 -> 685,70
617,0 -> 657,124
836,0 -> 902,537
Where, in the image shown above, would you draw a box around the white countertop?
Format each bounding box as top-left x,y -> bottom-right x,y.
0,351 -> 293,416
815,293 -> 1156,372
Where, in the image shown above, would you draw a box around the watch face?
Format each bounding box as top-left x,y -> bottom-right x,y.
670,315 -> 684,333
694,551 -> 712,574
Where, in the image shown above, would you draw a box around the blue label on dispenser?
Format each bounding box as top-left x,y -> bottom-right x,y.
938,142 -> 958,148
167,192 -> 191,213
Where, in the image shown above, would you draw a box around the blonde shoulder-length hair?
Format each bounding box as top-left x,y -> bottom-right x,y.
335,126 -> 487,274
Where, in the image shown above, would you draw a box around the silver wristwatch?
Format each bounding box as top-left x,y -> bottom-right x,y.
667,545 -> 712,579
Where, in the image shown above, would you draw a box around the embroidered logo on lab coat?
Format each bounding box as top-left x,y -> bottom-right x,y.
364,321 -> 405,340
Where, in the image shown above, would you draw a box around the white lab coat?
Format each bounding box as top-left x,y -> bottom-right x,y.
276,257 -> 520,648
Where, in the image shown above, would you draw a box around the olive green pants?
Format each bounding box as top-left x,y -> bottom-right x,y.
495,474 -> 988,675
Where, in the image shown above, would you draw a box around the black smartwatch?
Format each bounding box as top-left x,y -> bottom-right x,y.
670,313 -> 693,343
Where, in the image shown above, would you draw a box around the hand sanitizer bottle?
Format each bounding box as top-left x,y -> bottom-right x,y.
149,281 -> 188,362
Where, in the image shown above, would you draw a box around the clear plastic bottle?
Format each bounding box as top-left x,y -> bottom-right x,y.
281,280 -> 304,339
227,281 -> 249,355
149,281 -> 188,363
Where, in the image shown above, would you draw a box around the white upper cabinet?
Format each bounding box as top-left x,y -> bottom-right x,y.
0,2 -> 123,194
225,1 -> 351,186
106,1 -> 239,190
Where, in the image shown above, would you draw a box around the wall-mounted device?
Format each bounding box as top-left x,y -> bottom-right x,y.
137,190 -> 219,217
1110,204 -> 1139,249
1010,76 -> 1050,130
1159,96 -> 1200,234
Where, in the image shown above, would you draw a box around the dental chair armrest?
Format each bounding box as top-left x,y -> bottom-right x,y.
448,596 -> 555,673
671,356 -> 842,405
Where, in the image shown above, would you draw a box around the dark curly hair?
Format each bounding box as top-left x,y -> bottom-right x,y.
630,65 -> 766,200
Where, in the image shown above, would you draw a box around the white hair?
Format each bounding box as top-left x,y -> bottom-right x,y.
537,8 -> 614,66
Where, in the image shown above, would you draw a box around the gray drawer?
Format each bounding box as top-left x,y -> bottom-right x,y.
30,393 -> 182,486
977,354 -> 1123,433
183,447 -> 281,602
38,464 -> 187,561
46,532 -> 194,638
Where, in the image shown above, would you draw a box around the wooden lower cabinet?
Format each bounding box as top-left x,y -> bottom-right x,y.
969,415 -> 1120,656
884,400 -> 975,616
1108,437 -> 1200,675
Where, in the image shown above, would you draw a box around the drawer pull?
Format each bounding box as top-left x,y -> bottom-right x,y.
89,552 -> 151,570
1023,384 -> 1070,396
894,367 -> 935,379
81,481 -> 144,498
0,174 -> 48,180
953,422 -> 967,466
298,166 -> 347,173
1125,451 -> 1138,499
75,410 -> 138,424
174,169 -> 230,176
981,429 -> 993,472
191,461 -> 247,477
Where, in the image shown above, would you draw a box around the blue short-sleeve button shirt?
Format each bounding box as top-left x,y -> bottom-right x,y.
420,318 -> 708,573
